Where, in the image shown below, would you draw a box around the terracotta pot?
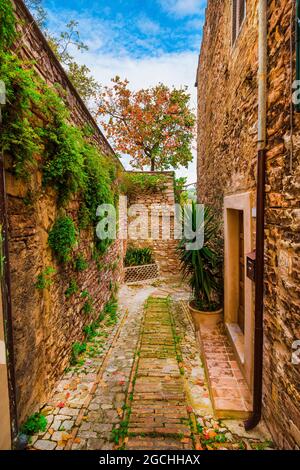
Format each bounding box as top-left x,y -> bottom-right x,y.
188,301 -> 223,331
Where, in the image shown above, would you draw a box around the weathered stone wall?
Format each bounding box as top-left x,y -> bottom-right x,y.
197,0 -> 300,449
6,1 -> 124,424
127,172 -> 181,276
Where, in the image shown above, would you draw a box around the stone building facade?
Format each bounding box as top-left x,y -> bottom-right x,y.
1,0 -> 124,435
126,172 -> 181,276
197,0 -> 300,449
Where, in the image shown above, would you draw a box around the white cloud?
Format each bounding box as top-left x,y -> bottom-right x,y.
46,9 -> 199,183
159,0 -> 206,17
77,50 -> 198,183
137,16 -> 161,35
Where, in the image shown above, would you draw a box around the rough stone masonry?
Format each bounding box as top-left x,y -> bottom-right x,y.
197,0 -> 300,449
6,0 -> 124,425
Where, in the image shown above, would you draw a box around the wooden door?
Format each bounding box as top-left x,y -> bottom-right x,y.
238,211 -> 245,333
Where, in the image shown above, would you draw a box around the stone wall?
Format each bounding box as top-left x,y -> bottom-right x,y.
6,1 -> 124,424
197,0 -> 300,449
127,172 -> 181,276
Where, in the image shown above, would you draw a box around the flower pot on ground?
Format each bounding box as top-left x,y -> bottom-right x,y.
188,301 -> 223,331
178,203 -> 223,331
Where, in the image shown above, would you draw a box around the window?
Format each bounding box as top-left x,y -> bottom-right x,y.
232,0 -> 246,46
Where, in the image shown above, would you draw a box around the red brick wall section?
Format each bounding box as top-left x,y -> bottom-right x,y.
197,0 -> 300,449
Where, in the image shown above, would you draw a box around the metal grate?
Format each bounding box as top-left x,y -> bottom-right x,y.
124,263 -> 159,283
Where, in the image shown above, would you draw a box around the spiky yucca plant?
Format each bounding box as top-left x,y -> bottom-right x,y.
178,203 -> 222,312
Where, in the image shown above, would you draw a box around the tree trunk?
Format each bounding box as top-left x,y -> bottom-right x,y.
151,157 -> 155,172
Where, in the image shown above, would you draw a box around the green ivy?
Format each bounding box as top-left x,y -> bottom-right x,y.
74,253 -> 88,272
83,322 -> 99,341
83,299 -> 93,315
70,342 -> 87,366
20,413 -> 47,436
0,6 -> 119,258
65,279 -> 79,298
48,216 -> 77,264
34,266 -> 56,290
121,173 -> 167,197
0,0 -> 16,53
125,247 -> 154,267
42,121 -> 87,204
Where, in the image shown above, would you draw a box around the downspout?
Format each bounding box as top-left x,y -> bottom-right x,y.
245,0 -> 267,431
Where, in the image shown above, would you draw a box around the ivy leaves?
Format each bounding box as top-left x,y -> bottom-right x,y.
48,216 -> 77,264
0,0 -> 16,53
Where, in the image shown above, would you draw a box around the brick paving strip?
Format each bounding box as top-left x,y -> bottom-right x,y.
31,285 -> 156,451
124,296 -> 195,450
30,280 -> 274,451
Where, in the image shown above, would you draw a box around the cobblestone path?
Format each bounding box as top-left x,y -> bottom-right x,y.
126,297 -> 193,450
30,280 -> 273,451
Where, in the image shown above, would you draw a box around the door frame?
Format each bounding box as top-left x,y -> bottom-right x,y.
224,192 -> 254,390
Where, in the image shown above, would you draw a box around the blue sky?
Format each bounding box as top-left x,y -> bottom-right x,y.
39,0 -> 207,182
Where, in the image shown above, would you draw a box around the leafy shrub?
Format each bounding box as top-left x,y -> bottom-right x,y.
124,247 -> 154,267
83,322 -> 99,341
174,177 -> 189,205
65,279 -> 79,298
82,145 -> 114,225
104,298 -> 118,326
70,342 -> 87,366
42,121 -> 87,204
48,216 -> 77,264
20,413 -> 47,436
83,300 -> 93,315
74,253 -> 88,272
0,0 -> 16,53
177,203 -> 223,312
78,204 -> 90,230
34,266 -> 56,290
120,173 -> 166,197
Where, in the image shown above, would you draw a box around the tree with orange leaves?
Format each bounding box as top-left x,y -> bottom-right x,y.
97,77 -> 195,171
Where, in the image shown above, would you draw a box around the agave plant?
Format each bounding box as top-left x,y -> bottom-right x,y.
178,202 -> 223,312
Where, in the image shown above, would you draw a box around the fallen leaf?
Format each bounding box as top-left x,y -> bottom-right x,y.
57,402 -> 65,408
195,380 -> 205,386
74,438 -> 81,444
58,440 -> 65,447
186,406 -> 193,413
65,392 -> 71,399
62,433 -> 72,441
181,438 -> 190,444
117,408 -> 123,417
195,444 -> 203,450
48,429 -> 54,436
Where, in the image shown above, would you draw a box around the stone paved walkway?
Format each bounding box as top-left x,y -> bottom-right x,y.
126,297 -> 192,450
29,279 -> 274,451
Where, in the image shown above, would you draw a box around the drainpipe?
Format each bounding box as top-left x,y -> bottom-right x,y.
244,0 -> 267,431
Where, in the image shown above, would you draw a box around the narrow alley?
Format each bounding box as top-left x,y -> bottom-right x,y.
29,280 -> 273,451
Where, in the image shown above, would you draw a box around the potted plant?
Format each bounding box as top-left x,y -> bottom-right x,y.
178,203 -> 223,330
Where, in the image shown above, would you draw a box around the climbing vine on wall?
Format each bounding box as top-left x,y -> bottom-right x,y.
0,0 -> 15,52
0,1 -> 119,262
